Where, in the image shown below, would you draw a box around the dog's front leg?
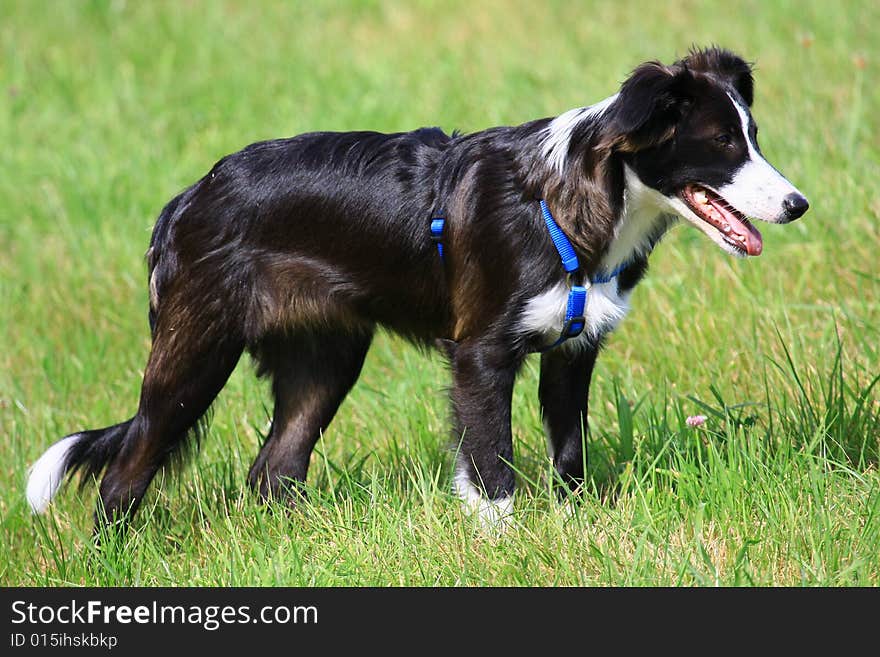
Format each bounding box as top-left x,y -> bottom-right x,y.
538,342 -> 599,498
450,339 -> 523,526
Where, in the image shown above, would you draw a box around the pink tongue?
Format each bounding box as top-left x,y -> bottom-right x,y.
710,200 -> 763,256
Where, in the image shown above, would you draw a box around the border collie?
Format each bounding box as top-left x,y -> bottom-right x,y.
27,47 -> 808,528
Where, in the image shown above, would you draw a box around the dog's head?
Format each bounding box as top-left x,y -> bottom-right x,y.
610,47 -> 808,256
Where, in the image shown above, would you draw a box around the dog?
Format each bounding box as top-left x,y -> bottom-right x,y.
27,47 -> 808,528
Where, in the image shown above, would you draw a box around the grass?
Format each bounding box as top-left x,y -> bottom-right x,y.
1,0 -> 878,586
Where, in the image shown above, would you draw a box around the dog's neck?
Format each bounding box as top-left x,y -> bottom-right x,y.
598,165 -> 675,274
515,101 -> 676,278
525,151 -> 672,279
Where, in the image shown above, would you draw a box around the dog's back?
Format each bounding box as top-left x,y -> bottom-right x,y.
149,127 -> 457,337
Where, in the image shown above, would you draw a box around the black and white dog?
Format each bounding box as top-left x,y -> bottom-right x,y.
27,47 -> 808,527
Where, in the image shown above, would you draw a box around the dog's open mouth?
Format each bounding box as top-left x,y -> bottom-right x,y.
679,184 -> 763,256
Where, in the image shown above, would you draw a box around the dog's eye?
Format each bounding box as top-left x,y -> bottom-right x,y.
714,133 -> 734,148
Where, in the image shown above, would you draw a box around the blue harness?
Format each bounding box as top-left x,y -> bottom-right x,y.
430,201 -> 627,351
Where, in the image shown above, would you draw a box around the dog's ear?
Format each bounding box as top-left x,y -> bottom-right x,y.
608,61 -> 693,152
681,46 -> 754,106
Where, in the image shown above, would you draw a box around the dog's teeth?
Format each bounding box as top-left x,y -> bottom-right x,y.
694,190 -> 708,204
721,223 -> 731,233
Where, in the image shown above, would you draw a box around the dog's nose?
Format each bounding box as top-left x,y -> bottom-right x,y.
783,193 -> 809,220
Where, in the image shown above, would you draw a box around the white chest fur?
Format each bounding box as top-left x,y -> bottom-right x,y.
519,166 -> 671,347
519,279 -> 632,345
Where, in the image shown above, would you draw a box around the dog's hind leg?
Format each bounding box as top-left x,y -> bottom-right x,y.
247,327 -> 373,505
95,292 -> 244,527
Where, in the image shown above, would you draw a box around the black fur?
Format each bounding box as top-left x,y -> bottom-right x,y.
34,47 -> 802,528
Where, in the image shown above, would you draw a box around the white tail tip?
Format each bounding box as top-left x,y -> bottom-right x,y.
26,434 -> 79,513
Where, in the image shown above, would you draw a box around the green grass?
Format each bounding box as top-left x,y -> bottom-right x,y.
1,0 -> 878,586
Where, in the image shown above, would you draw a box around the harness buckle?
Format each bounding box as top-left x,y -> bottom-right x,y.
561,315 -> 586,339
430,218 -> 445,243
430,217 -> 445,259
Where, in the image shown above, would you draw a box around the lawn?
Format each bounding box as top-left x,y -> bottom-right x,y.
1,0 -> 878,586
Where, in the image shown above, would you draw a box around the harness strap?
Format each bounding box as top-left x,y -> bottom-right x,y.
537,282 -> 587,352
539,200 -> 579,273
430,216 -> 445,259
537,200 -> 630,351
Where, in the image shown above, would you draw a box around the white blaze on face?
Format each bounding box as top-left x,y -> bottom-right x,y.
716,94 -> 804,223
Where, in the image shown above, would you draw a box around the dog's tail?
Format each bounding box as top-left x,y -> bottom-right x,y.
26,420 -> 135,514
26,186 -> 196,514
